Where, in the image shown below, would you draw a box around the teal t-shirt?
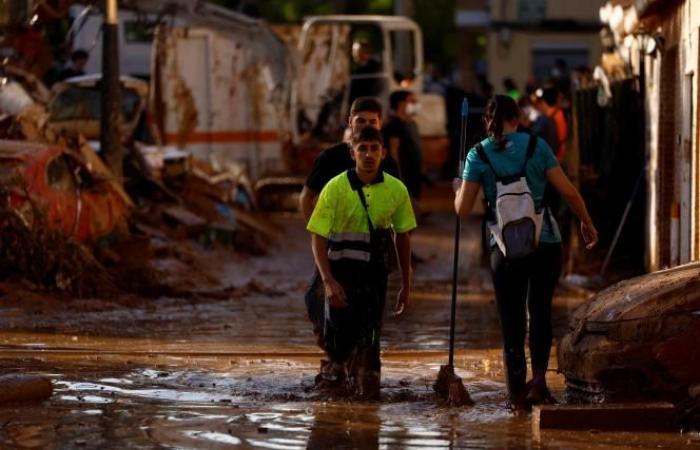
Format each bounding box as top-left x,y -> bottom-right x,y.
462,132 -> 562,244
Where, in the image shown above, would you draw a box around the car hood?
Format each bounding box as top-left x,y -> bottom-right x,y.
572,261 -> 700,324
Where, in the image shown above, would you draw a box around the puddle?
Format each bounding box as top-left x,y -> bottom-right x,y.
0,214 -> 691,449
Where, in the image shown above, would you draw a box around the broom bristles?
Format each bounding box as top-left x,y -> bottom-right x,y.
434,364 -> 473,406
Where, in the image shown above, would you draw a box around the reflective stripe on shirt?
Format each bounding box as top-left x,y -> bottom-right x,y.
328,248 -> 371,262
329,232 -> 370,243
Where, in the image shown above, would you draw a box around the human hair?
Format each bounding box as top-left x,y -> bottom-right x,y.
349,96 -> 382,118
389,89 -> 412,111
71,49 -> 89,61
538,84 -> 559,107
351,125 -> 383,146
502,77 -> 517,92
484,95 -> 520,150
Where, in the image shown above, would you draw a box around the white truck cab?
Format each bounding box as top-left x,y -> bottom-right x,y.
294,15 -> 448,172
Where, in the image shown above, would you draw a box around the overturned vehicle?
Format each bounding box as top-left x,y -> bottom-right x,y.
558,261 -> 700,404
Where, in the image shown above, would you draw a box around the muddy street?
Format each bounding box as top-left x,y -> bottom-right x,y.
0,205 -> 696,449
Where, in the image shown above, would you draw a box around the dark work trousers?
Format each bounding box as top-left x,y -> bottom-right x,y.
490,242 -> 563,399
323,259 -> 388,373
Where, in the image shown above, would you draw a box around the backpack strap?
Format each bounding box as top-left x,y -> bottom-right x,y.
474,142 -> 502,179
477,136 -> 537,183
518,134 -> 538,177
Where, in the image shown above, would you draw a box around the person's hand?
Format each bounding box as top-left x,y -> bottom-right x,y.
393,286 -> 410,317
324,277 -> 348,308
581,221 -> 598,250
452,177 -> 463,194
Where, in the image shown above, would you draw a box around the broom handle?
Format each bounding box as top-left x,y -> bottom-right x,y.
449,98 -> 469,367
449,214 -> 460,367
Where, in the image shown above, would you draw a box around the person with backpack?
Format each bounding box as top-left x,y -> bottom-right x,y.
453,95 -> 598,411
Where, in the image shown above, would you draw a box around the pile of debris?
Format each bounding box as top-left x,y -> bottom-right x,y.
0,64 -> 277,299
130,150 -> 277,256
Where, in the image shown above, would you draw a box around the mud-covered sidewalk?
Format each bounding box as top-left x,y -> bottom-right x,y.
0,204 -> 695,449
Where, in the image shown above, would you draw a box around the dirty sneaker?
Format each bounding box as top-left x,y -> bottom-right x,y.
525,380 -> 555,406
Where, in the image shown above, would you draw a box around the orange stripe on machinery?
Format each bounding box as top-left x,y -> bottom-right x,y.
164,131 -> 280,144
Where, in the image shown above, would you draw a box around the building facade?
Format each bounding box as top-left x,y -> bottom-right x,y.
597,0 -> 700,270
637,0 -> 700,268
456,0 -> 606,93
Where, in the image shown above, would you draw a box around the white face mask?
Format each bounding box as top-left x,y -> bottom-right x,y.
406,102 -> 421,116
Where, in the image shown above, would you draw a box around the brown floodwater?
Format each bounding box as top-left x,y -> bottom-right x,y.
0,213 -> 697,449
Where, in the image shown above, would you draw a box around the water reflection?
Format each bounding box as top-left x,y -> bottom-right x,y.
306,403 -> 380,449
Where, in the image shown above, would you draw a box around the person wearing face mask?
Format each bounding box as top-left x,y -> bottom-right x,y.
382,90 -> 424,201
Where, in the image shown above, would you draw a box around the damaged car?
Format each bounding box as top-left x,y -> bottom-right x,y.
0,139 -> 130,241
558,261 -> 700,403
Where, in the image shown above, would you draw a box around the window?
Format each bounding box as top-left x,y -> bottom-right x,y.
50,86 -> 142,123
390,30 -> 417,84
519,0 -> 546,22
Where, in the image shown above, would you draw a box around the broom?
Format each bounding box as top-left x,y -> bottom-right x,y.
434,98 -> 473,406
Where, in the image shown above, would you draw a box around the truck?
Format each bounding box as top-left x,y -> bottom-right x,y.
70,2 -> 450,205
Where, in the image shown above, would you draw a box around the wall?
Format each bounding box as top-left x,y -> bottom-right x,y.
644,0 -> 700,268
487,31 -> 602,92
489,0 -> 604,22
484,0 -> 605,91
690,0 -> 700,261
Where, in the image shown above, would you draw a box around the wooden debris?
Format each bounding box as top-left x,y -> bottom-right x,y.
162,205 -> 207,237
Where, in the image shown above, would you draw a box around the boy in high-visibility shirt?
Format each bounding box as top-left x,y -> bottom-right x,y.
307,126 -> 416,400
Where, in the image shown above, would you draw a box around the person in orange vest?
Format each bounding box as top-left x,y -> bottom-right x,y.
536,84 -> 568,163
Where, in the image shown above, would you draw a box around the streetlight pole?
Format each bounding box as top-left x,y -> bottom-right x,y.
101,0 -> 122,178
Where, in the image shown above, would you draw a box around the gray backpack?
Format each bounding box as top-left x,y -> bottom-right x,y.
476,135 -> 543,259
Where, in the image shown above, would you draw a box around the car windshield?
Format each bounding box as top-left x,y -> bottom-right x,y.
50,86 -> 142,123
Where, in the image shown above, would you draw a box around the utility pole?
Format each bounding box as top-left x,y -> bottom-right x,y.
100,0 -> 122,178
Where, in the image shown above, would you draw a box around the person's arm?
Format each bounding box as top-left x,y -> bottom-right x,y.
394,232 -> 412,316
311,233 -> 347,308
546,166 -> 598,249
454,180 -> 481,217
299,186 -> 318,222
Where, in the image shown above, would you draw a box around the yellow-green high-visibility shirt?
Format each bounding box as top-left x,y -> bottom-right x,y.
307,169 -> 417,262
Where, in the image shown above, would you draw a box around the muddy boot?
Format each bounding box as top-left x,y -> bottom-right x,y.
348,345 -> 381,401
314,360 -> 347,392
354,368 -> 380,401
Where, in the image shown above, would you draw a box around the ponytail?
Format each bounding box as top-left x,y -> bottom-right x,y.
484,95 -> 520,150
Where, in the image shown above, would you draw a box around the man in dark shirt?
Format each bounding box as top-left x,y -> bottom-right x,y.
299,97 -> 397,220
300,97 -> 397,381
348,41 -> 384,107
382,90 -> 423,201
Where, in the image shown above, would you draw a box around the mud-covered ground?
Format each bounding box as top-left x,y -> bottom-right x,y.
0,195 -> 698,449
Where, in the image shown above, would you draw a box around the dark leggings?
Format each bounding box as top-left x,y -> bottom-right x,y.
490,242 -> 562,398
